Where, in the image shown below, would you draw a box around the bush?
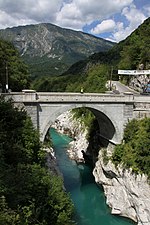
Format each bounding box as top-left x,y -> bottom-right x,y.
112,118 -> 150,178
0,97 -> 74,224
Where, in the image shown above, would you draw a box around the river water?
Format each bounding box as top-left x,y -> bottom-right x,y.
50,128 -> 136,225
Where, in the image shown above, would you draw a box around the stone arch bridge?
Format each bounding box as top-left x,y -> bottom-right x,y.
3,92 -> 150,145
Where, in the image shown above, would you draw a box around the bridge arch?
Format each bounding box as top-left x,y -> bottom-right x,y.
3,92 -> 138,144
40,103 -> 122,144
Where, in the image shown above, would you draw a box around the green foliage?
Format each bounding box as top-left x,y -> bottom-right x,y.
123,119 -> 139,143
32,17 -> 150,92
81,64 -> 108,93
0,97 -> 74,225
0,97 -> 41,166
102,148 -> 110,165
118,17 -> 150,70
0,39 -> 30,92
87,18 -> 150,82
71,107 -> 98,141
31,17 -> 150,93
72,107 -> 95,130
0,196 -> 20,225
1,17 -> 149,92
32,64 -> 108,93
112,118 -> 150,178
0,23 -> 114,78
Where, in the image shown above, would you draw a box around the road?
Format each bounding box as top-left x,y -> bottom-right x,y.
111,81 -> 139,94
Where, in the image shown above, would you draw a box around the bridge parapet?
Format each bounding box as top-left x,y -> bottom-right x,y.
133,95 -> 150,118
36,92 -> 134,103
1,92 -> 37,102
134,95 -> 150,103
2,92 -> 135,103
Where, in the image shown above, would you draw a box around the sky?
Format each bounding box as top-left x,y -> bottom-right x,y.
0,0 -> 150,42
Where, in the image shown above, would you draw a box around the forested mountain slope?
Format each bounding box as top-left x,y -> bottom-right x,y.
64,17 -> 150,76
32,17 -> 150,92
0,23 -> 114,78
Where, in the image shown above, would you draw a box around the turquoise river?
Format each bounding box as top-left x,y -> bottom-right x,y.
50,128 -> 136,225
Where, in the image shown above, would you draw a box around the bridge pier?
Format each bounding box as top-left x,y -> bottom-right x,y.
24,102 -> 39,130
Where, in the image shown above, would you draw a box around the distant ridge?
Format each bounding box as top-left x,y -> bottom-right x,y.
63,17 -> 150,76
0,23 -> 115,78
30,17 -> 150,93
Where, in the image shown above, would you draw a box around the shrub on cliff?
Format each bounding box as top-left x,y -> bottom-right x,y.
112,118 -> 150,178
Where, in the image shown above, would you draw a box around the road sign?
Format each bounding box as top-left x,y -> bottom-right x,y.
118,70 -> 150,75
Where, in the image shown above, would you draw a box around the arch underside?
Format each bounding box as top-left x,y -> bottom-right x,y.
40,103 -> 122,144
89,108 -> 115,146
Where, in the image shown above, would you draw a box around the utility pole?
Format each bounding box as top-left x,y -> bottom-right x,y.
110,66 -> 113,90
5,61 -> 8,93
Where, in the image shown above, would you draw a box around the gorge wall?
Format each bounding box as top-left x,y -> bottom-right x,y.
51,110 -> 150,225
93,152 -> 150,225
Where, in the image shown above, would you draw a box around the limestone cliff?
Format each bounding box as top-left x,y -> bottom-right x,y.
44,146 -> 60,175
52,110 -> 88,162
93,150 -> 150,225
51,110 -> 150,225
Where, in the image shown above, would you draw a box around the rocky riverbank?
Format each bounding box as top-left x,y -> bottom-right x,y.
51,110 -> 89,162
44,146 -> 61,175
93,150 -> 150,225
51,110 -> 150,225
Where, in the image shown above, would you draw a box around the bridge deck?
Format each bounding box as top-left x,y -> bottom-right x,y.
1,92 -> 150,103
2,92 -> 134,103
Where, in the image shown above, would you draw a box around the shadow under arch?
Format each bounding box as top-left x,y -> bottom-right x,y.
87,107 -> 116,146
42,105 -> 116,147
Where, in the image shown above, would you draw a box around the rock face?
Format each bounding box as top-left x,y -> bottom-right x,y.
93,150 -> 150,225
52,110 -> 150,225
52,110 -> 89,162
129,74 -> 150,93
44,146 -> 60,175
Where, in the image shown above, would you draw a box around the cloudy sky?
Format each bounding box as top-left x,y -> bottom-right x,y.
0,0 -> 150,42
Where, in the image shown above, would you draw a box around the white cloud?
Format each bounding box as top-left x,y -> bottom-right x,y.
0,9 -> 36,29
111,4 -> 147,42
122,3 -> 146,27
56,2 -> 83,29
143,4 -> 150,16
0,0 -> 149,42
0,0 -> 133,30
56,0 -> 133,29
0,0 -> 63,28
91,19 -> 116,35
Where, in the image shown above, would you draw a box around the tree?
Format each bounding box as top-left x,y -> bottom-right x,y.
112,118 -> 150,178
0,97 -> 75,224
0,39 -> 30,92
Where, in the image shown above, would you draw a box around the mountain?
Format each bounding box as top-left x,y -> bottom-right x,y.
0,23 -> 115,78
31,17 -> 150,92
65,17 -> 150,76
